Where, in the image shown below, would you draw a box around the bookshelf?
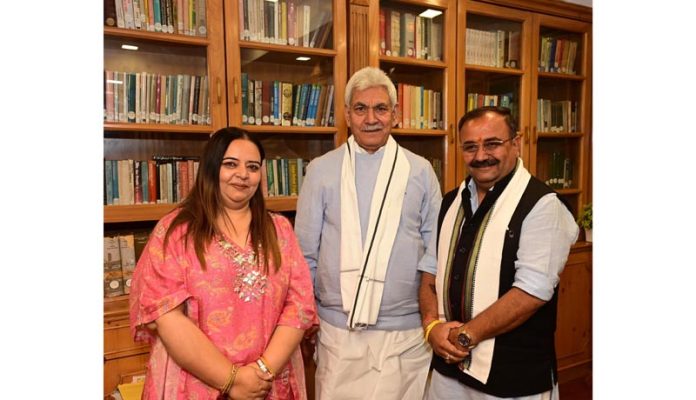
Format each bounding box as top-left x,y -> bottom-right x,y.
225,0 -> 348,211
366,0 -> 457,192
103,0 -> 226,395
456,0 -> 591,218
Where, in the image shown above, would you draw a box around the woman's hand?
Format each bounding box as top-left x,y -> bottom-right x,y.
228,364 -> 273,400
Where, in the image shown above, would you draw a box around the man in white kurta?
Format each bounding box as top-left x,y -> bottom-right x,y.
295,67 -> 442,400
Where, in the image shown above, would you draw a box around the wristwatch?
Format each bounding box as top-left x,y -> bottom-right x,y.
457,327 -> 475,349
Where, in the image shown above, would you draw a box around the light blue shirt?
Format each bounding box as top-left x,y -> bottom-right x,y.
467,179 -> 579,301
295,142 -> 442,330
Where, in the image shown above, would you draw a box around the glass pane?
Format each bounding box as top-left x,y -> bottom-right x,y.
538,28 -> 583,75
381,62 -> 445,130
536,138 -> 581,190
380,1 -> 445,61
465,70 -> 521,128
238,0 -> 334,50
466,14 -> 522,69
104,0 -> 208,37
537,78 -> 582,133
104,37 -> 210,125
394,135 -> 445,188
240,49 -> 335,127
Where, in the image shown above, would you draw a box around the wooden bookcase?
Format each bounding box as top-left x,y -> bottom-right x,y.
224,0 -> 348,212
363,0 -> 458,192
103,0 -> 590,396
103,0 -> 227,396
456,0 -> 592,217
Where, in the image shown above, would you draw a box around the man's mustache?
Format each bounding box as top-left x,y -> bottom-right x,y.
470,158 -> 499,168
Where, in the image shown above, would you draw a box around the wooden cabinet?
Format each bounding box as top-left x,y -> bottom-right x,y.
104,296 -> 150,396
456,0 -> 591,217
361,0 -> 458,192
555,242 -> 592,383
224,0 -> 348,212
104,0 -> 227,224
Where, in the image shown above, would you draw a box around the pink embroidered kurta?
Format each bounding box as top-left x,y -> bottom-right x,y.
130,211 -> 317,399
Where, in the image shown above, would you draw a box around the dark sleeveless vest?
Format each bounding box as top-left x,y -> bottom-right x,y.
433,172 -> 561,397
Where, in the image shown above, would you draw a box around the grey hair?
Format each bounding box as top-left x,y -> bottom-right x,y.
344,66 -> 397,107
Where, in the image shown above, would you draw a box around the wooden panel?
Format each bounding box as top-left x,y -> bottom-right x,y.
555,244 -> 592,382
349,3 -> 370,76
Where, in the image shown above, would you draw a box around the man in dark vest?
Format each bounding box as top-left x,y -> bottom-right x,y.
419,106 -> 578,399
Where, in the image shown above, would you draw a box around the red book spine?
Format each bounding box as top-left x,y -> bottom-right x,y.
148,160 -> 157,203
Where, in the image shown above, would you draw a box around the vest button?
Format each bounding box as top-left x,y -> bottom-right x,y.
453,273 -> 461,281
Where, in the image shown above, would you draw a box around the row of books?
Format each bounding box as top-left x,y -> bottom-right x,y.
395,84 -> 443,130
104,232 -> 149,298
262,158 -> 308,197
379,9 -> 443,61
241,74 -> 335,127
465,28 -> 520,69
238,0 -> 332,49
537,99 -> 578,133
104,0 -> 207,36
104,71 -> 210,126
545,153 -> 573,189
466,92 -> 514,112
538,36 -> 578,75
104,156 -> 200,206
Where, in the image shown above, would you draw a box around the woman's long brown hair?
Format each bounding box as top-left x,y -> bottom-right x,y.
162,127 -> 281,273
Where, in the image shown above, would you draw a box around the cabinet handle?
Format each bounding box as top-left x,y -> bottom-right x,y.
449,123 -> 454,145
532,126 -> 538,144
233,77 -> 239,104
524,126 -> 529,144
216,78 -> 222,105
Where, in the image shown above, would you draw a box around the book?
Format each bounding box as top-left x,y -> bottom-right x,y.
247,78 -> 255,125
288,158 -> 299,195
266,158 -> 276,196
379,8 -> 386,55
287,0 -> 296,45
384,7 -> 391,56
104,236 -> 125,297
262,80 -> 272,125
105,0 -> 118,27
105,160 -> 114,205
281,82 -> 293,126
403,13 -> 415,58
254,80 -> 263,125
133,230 -> 150,265
148,160 -> 157,203
118,234 -> 137,294
390,10 -> 401,57
506,30 -> 520,68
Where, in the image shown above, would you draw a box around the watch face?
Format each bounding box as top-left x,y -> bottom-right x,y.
458,332 -> 471,348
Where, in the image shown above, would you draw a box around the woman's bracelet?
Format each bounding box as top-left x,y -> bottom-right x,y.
256,356 -> 275,378
219,364 -> 239,398
423,319 -> 443,343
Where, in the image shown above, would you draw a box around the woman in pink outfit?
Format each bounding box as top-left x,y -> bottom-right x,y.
130,127 -> 317,399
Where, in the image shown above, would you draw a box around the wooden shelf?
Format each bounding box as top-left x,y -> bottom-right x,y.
104,26 -> 210,46
240,40 -> 338,57
556,188 -> 581,195
464,64 -> 525,75
104,123 -> 214,134
105,197 -> 299,223
537,132 -> 585,139
380,55 -> 447,69
537,71 -> 585,80
266,197 -> 298,212
393,128 -> 448,137
242,125 -> 338,135
105,204 -> 177,223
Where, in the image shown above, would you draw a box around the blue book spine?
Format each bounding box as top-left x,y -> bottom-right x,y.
141,160 -> 149,204
153,0 -> 162,31
273,81 -> 280,125
307,84 -> 318,126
